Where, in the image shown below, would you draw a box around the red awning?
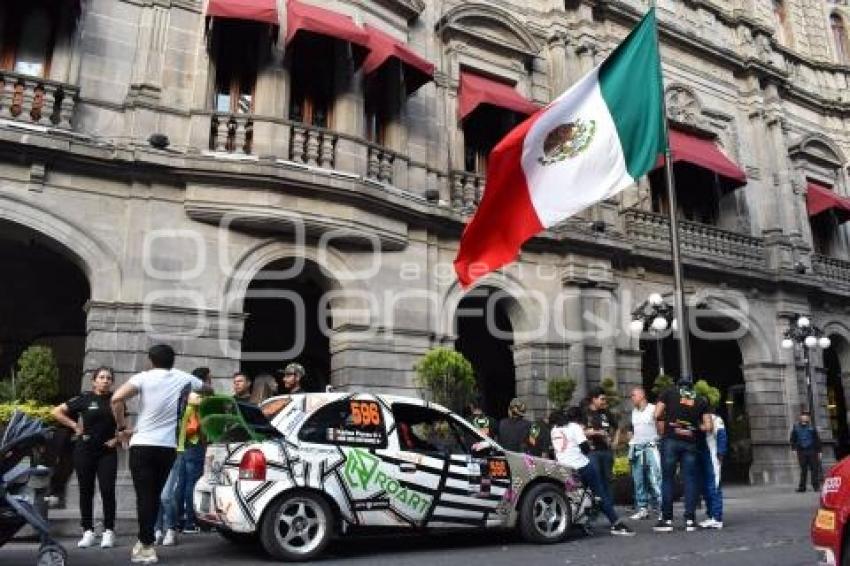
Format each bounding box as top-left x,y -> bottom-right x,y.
807,181 -> 850,222
363,25 -> 434,94
206,0 -> 279,25
458,71 -> 539,122
285,0 -> 369,49
656,129 -> 747,187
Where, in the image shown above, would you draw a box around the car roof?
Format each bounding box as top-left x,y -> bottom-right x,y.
260,392 -> 452,414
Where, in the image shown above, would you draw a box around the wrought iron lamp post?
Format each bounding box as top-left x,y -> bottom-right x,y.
781,315 -> 831,423
631,293 -> 677,377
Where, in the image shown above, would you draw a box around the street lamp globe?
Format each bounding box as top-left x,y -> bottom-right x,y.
819,336 -> 832,349
630,319 -> 645,334
781,338 -> 794,350
671,318 -> 678,331
797,316 -> 811,329
804,335 -> 818,348
648,293 -> 663,306
651,317 -> 668,331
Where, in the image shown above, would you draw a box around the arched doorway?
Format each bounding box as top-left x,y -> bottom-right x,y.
240,258 -> 333,392
639,315 -> 752,483
825,335 -> 850,460
455,287 -> 516,419
0,220 -> 90,399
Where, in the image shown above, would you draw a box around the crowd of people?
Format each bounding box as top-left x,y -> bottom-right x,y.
48,346 -> 822,561
468,377 -> 729,536
49,345 -> 312,564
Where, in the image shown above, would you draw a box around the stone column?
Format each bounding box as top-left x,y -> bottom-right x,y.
128,3 -> 170,102
562,280 -> 587,400
332,41 -> 367,175
252,30 -> 289,157
547,31 -> 569,97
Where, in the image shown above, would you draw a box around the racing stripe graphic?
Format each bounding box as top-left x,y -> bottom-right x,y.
233,483 -> 256,527
246,481 -> 273,504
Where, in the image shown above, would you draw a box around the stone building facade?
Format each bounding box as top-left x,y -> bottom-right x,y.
2,0 -> 850,486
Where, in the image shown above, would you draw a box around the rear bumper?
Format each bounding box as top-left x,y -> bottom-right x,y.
812,509 -> 842,566
194,478 -> 256,534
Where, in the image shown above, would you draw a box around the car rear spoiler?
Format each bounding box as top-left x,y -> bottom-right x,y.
199,395 -> 280,443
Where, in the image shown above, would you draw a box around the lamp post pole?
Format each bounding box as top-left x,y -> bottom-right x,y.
781,315 -> 831,425
631,293 -> 677,378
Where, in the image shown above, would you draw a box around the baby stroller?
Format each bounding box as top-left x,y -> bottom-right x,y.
0,411 -> 67,565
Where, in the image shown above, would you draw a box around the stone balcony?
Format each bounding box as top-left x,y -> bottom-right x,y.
450,170 -> 485,213
624,208 -> 767,268
0,70 -> 78,129
812,254 -> 850,288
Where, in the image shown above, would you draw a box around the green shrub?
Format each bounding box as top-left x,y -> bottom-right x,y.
613,455 -> 631,477
547,377 -> 576,410
600,377 -> 622,413
651,374 -> 675,399
15,346 -> 60,404
414,348 -> 476,413
0,401 -> 56,425
694,379 -> 721,410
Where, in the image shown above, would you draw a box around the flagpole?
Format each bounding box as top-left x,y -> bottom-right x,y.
651,3 -> 692,379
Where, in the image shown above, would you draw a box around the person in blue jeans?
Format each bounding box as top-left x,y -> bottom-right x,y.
698,412 -> 727,529
551,407 -> 635,537
653,378 -> 713,533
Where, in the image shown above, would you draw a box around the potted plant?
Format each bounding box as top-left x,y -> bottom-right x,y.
413,348 -> 476,414
547,376 -> 576,419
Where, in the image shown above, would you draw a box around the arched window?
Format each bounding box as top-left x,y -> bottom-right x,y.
832,13 -> 850,64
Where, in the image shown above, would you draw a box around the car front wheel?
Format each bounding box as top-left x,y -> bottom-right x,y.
260,491 -> 333,562
518,483 -> 571,544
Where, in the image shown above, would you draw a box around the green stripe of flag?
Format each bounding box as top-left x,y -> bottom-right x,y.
598,8 -> 667,180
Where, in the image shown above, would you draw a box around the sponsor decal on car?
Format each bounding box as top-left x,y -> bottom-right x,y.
343,448 -> 431,513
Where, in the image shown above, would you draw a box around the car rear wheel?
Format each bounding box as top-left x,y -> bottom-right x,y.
260,491 -> 333,562
518,483 -> 571,544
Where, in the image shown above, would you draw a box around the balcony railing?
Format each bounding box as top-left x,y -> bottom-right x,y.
812,254 -> 850,287
289,123 -> 337,168
624,209 -> 766,266
450,170 -> 485,213
209,114 -> 253,154
0,71 -> 77,129
367,144 -> 395,184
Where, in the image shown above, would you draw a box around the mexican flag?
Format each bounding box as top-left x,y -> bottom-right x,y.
454,9 -> 666,287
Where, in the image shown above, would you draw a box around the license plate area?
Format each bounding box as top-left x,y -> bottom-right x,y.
205,446 -> 230,486
815,509 -> 836,531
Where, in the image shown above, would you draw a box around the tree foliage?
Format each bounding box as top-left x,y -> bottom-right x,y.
15,346 -> 60,404
547,377 -> 576,410
650,374 -> 675,399
414,348 -> 476,413
600,377 -> 622,413
694,379 -> 721,410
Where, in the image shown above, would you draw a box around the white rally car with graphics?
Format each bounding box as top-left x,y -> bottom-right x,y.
194,393 -> 577,561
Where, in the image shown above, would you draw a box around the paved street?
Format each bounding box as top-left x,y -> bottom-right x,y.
0,486 -> 821,566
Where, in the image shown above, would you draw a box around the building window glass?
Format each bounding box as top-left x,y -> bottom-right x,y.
364,73 -> 391,146
648,164 -> 722,225
810,212 -> 839,255
288,35 -> 334,129
0,3 -> 57,77
832,13 -> 850,64
211,20 -> 262,114
463,106 -> 522,175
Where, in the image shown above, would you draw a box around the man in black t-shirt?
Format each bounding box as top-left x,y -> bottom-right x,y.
498,398 -> 532,453
585,387 -> 618,501
652,378 -> 712,533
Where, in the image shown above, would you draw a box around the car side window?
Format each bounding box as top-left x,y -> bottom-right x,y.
298,399 -> 387,449
449,417 -> 492,455
392,403 -> 468,456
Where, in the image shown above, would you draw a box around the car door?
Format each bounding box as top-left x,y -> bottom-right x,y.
387,403 -> 503,529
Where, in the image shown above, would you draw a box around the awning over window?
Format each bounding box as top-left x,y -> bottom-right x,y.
206,0 -> 279,25
657,129 -> 747,187
285,0 -> 369,50
458,71 -> 539,122
807,180 -> 850,223
363,25 -> 434,94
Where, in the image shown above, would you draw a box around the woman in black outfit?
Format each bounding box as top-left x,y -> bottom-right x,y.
51,366 -> 119,549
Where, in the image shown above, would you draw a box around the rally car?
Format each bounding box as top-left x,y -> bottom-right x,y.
812,456 -> 850,565
194,393 -> 578,561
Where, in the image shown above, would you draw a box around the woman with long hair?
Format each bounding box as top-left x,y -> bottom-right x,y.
51,366 -> 119,549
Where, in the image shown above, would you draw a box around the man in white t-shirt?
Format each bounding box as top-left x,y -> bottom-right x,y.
112,345 -> 207,564
551,407 -> 635,537
628,387 -> 662,520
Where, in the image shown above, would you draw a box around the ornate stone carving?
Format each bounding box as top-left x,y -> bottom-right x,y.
665,85 -> 702,125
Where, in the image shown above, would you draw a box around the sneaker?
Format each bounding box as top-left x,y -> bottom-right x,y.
796,487 -> 806,493
162,529 -> 177,546
101,529 -> 115,548
629,508 -> 650,520
700,518 -> 724,529
611,521 -> 636,536
182,525 -> 200,534
653,519 -> 674,532
77,530 -> 97,548
131,542 -> 158,564
685,519 -> 697,532
154,529 -> 163,545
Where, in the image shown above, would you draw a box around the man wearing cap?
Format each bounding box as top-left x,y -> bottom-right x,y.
468,398 -> 498,440
653,377 -> 713,533
498,398 -> 532,453
281,363 -> 306,394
